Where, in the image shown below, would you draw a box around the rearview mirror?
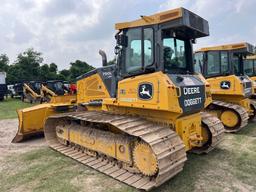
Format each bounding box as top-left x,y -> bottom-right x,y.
116,34 -> 128,47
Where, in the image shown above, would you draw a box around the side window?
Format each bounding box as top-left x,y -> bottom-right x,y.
194,52 -> 203,73
207,51 -> 220,75
244,60 -> 253,76
144,28 -> 153,67
125,29 -> 142,73
163,38 -> 186,69
232,56 -> 239,75
125,28 -> 154,74
221,51 -> 228,74
254,60 -> 256,75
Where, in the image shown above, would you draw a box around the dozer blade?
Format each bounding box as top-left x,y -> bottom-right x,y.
12,95 -> 76,143
13,104 -> 57,143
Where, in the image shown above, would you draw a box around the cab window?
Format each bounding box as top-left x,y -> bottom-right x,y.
194,52 -> 203,73
207,51 -> 220,75
244,60 -> 254,76
144,28 -> 153,67
125,29 -> 142,73
221,51 -> 228,74
125,28 -> 154,74
163,38 -> 186,71
254,60 -> 256,75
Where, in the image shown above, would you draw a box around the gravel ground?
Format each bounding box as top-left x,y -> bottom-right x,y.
0,119 -> 46,159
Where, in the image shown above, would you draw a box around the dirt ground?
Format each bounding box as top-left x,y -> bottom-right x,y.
0,119 -> 46,159
0,118 -> 256,192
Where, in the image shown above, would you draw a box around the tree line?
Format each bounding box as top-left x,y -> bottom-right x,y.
0,48 -> 96,84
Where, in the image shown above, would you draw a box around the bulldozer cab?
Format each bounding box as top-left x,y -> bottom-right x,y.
27,81 -> 42,95
115,8 -> 209,78
244,55 -> 256,77
194,42 -> 255,77
77,8 -> 210,104
44,80 -> 67,96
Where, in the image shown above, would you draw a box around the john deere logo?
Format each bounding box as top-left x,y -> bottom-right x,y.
220,81 -> 231,89
138,83 -> 153,100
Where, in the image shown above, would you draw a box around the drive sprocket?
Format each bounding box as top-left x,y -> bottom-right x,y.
132,142 -> 158,176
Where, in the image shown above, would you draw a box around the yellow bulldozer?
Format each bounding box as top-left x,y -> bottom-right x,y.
22,81 -> 42,103
194,42 -> 256,132
16,8 -> 224,190
41,80 -> 69,102
244,54 -> 256,96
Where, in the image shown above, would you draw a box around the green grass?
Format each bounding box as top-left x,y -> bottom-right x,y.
0,98 -> 256,191
0,148 -> 133,192
1,124 -> 256,192
0,98 -> 34,119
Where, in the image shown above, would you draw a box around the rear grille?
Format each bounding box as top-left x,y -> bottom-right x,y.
189,13 -> 204,32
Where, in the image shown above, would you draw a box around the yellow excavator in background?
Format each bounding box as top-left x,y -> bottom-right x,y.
22,81 -> 42,103
16,8 -> 224,190
194,42 -> 256,132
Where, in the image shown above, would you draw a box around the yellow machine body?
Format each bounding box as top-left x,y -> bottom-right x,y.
77,71 -> 213,151
195,42 -> 255,131
206,75 -> 253,114
40,84 -> 57,99
18,7 -> 225,190
245,55 -> 256,94
22,83 -> 42,103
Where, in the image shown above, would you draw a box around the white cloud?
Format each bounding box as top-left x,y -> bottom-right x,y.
160,0 -> 256,50
0,0 -> 255,70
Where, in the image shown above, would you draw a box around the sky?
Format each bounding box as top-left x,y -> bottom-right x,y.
0,0 -> 255,69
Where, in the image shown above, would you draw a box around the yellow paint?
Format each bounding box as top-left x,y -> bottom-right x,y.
41,84 -> 57,98
220,110 -> 239,128
197,42 -> 250,52
246,55 -> 256,60
115,8 -> 182,30
102,72 -> 210,151
23,83 -> 42,99
57,125 -> 132,164
175,113 -> 203,150
133,143 -> 158,176
207,75 -> 248,97
14,95 -> 76,142
77,73 -> 110,104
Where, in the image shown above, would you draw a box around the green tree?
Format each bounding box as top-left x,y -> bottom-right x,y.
0,54 -> 9,72
49,63 -> 57,73
39,64 -> 50,81
59,69 -> 71,78
6,65 -> 20,83
69,60 -> 94,81
8,48 -> 43,83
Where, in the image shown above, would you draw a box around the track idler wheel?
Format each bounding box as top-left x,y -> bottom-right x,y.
133,142 -> 158,176
220,110 -> 240,129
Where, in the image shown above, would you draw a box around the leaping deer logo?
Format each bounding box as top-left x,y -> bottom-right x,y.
221,81 -> 230,89
140,85 -> 152,98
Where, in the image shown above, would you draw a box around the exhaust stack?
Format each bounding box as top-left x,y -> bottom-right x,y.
99,49 -> 107,67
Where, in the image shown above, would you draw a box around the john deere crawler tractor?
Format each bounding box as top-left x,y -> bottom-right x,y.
194,42 -> 255,132
22,81 -> 42,103
244,54 -> 256,97
17,8 -> 224,190
41,80 -> 69,102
